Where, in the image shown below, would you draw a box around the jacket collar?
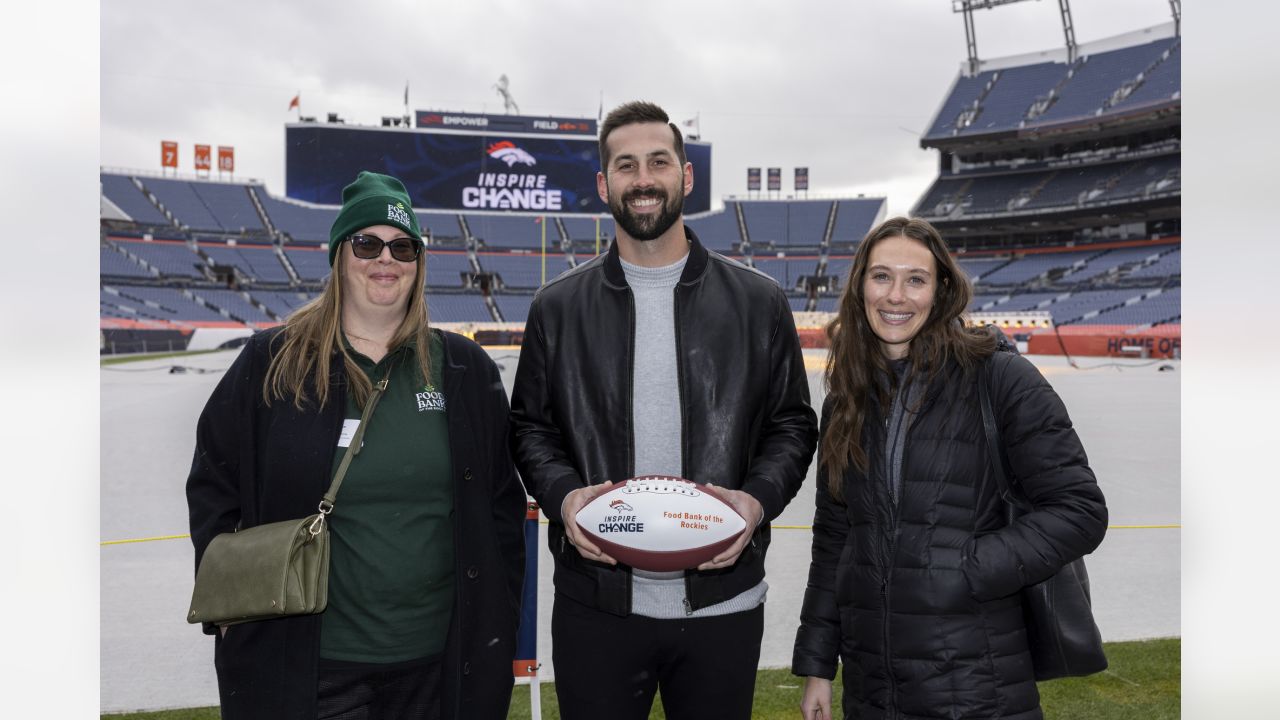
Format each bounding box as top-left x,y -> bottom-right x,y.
602,224 -> 709,289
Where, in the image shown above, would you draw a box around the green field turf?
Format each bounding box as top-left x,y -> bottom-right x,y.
102,637 -> 1178,719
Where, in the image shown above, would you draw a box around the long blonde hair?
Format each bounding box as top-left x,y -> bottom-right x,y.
262,246 -> 432,410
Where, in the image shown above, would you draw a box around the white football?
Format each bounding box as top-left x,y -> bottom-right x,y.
574,476 -> 747,572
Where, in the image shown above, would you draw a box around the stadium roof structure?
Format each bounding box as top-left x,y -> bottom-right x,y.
922,22 -> 1180,154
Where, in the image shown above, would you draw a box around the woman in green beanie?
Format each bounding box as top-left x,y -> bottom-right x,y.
187,171 -> 527,720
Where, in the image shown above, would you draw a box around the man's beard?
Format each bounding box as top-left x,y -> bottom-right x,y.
609,184 -> 684,241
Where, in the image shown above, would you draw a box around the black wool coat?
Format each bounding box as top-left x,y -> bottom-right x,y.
186,328 -> 527,720
792,351 -> 1108,720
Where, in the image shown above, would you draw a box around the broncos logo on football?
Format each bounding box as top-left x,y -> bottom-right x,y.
487,140 -> 537,167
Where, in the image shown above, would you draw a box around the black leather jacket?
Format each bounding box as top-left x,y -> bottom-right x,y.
510,227 -> 818,616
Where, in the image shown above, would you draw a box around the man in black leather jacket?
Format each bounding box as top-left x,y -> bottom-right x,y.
510,101 -> 818,720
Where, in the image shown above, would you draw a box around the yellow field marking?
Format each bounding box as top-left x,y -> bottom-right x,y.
100,533 -> 190,546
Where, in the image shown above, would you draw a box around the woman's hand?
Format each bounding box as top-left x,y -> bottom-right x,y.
800,675 -> 833,720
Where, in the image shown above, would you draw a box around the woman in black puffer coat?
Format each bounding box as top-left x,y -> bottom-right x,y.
792,217 -> 1107,720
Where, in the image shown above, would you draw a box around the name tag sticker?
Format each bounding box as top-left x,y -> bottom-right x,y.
337,419 -> 360,448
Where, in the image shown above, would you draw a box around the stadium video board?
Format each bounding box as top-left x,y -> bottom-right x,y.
285,125 -> 712,215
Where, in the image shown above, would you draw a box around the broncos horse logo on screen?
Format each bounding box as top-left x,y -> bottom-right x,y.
487,140 -> 537,167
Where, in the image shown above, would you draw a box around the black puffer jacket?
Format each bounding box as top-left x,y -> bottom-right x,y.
792,351 -> 1107,720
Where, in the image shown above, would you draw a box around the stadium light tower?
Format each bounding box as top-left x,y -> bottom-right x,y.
494,74 -> 520,115
953,0 -> 1078,74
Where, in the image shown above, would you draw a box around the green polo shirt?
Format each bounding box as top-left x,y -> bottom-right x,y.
319,333 -> 454,663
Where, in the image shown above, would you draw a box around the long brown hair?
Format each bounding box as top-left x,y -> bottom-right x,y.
262,245 -> 432,410
821,216 -> 996,492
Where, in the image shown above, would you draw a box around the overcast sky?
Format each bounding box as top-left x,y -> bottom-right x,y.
101,0 -> 1177,216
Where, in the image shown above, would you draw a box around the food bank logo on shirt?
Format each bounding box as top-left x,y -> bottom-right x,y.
387,202 -> 412,228
416,384 -> 446,413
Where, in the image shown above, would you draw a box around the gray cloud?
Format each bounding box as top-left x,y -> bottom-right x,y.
102,0 -> 1177,215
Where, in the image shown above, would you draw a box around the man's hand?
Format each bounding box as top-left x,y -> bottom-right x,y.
560,482 -> 618,565
800,676 -> 832,720
697,487 -> 763,570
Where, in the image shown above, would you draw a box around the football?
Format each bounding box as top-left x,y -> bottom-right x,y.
574,476 -> 747,572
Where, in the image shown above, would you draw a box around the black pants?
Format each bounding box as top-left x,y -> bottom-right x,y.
316,656 -> 441,720
551,593 -> 764,720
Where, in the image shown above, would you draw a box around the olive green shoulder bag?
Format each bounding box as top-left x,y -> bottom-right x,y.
187,375 -> 389,626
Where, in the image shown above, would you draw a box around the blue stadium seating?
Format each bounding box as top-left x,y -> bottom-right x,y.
101,244 -> 155,279
733,201 -> 827,246
791,201 -> 835,246
425,293 -> 492,322
561,216 -> 615,242
1026,165 -> 1117,209
997,291 -> 1065,311
1037,39 -> 1176,123
684,206 -> 741,250
1062,245 -> 1165,282
969,293 -> 1009,311
1107,154 -> 1180,201
1044,289 -> 1140,324
978,250 -> 1097,285
111,286 -> 229,322
1086,287 -> 1180,325
101,174 -> 170,225
466,214 -> 548,249
814,296 -> 839,313
968,62 -> 1064,133
824,256 -> 853,284
958,258 -> 1008,282
1127,247 -> 1180,279
493,294 -> 534,323
925,35 -> 1179,140
478,253 -> 572,289
1112,42 -> 1180,110
141,177 -> 223,232
200,243 -> 291,282
925,70 -> 998,137
260,195 -> 337,244
113,239 -> 205,278
917,153 -> 1178,218
751,257 -> 817,289
285,247 -> 332,282
832,199 -> 883,244
189,182 -> 265,232
194,289 -> 275,323
425,250 -> 473,289
250,290 -> 316,318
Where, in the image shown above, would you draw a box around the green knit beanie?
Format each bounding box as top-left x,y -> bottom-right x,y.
328,171 -> 422,266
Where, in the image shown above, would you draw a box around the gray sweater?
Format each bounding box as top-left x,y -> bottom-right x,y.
621,254 -> 767,618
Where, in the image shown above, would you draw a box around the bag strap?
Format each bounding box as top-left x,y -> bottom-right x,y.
317,371 -> 392,514
976,360 -> 1016,508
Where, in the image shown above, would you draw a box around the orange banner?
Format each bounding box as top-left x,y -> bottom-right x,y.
161,141 -> 178,168
217,146 -> 234,173
194,144 -> 211,171
1027,326 -> 1181,358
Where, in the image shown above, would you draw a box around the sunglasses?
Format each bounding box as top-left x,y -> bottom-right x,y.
347,233 -> 423,262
